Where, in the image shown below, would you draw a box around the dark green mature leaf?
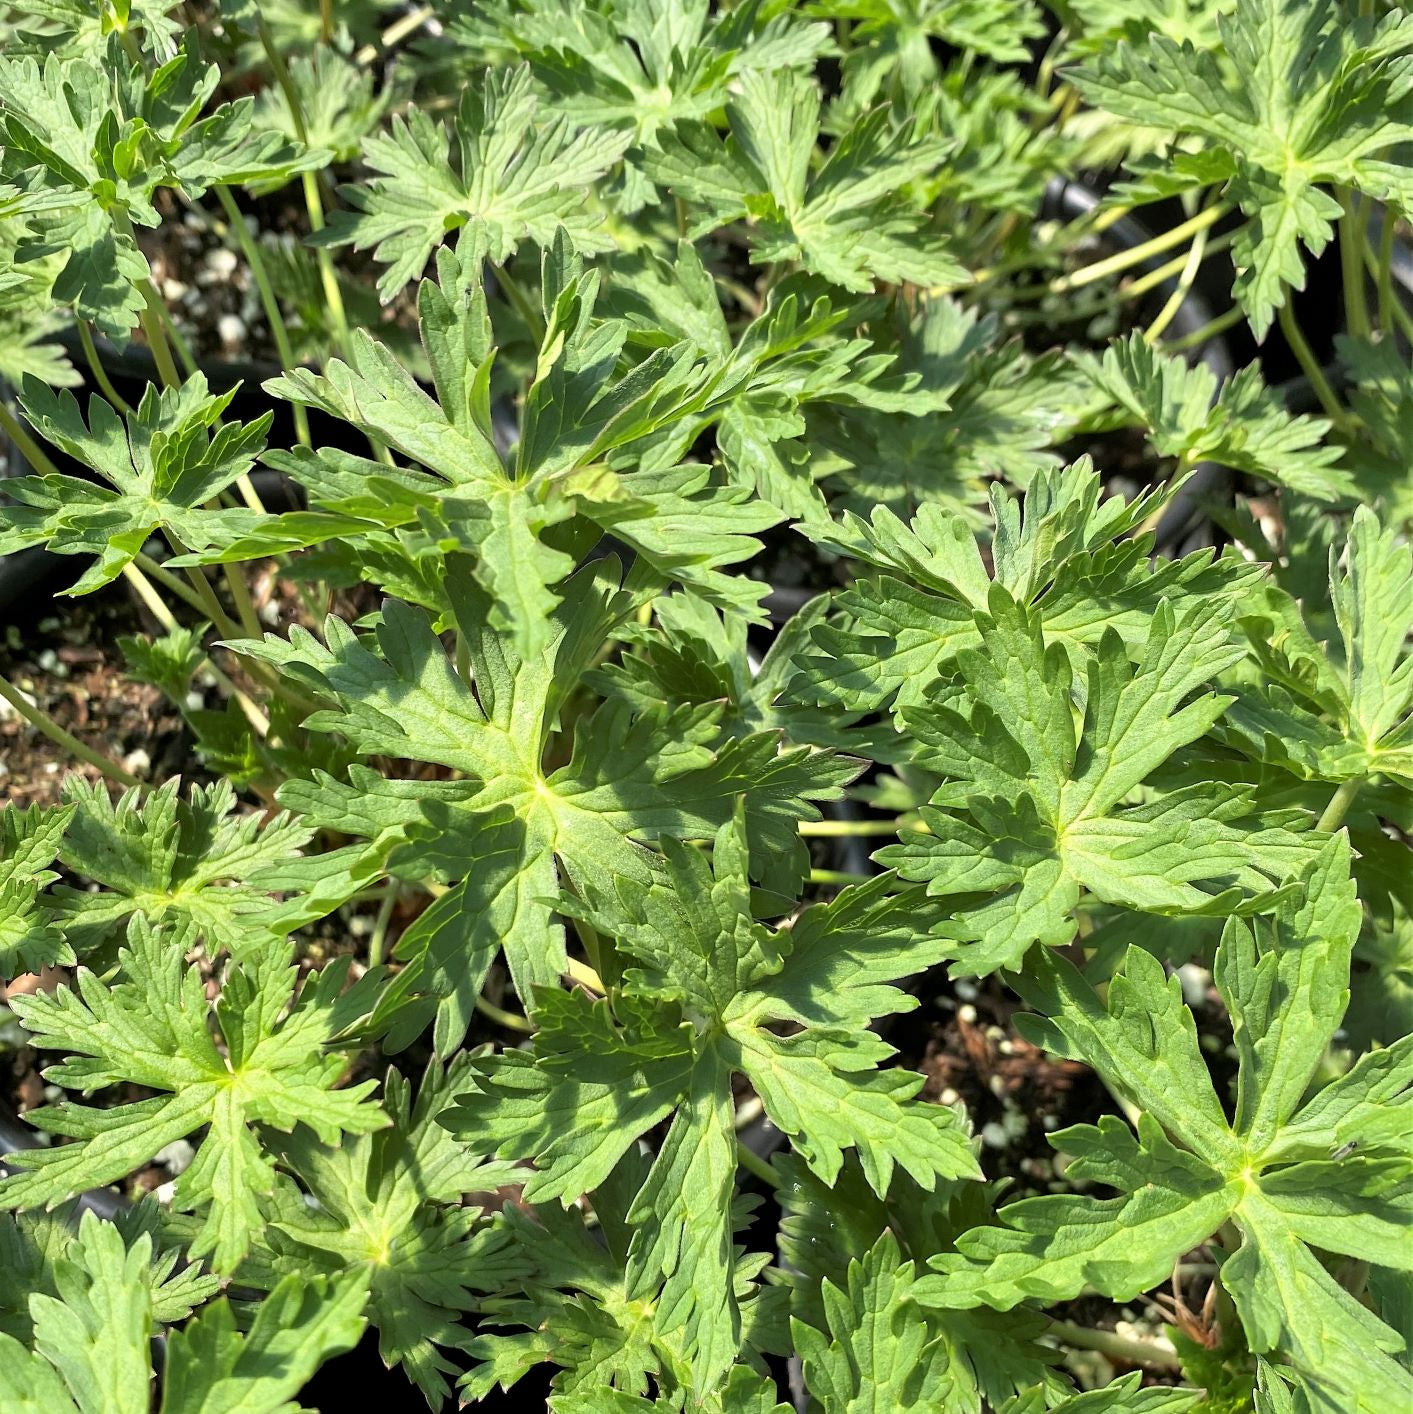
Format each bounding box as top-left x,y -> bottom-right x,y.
241,563 -> 852,1031
255,1058 -> 525,1409
0,917 -> 387,1272
0,1207 -> 218,1346
445,808 -> 977,1391
788,457 -> 1259,718
439,0 -> 830,208
0,1208 -> 367,1414
1223,505 -> 1413,789
918,839 -> 1413,1412
1073,0 -> 1413,336
878,590 -> 1317,973
0,376 -> 273,592
254,230 -> 781,654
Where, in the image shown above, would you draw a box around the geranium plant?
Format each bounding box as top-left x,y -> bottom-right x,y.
0,1 -> 1408,1411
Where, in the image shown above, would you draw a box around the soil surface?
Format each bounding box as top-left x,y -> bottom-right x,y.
0,585 -> 188,807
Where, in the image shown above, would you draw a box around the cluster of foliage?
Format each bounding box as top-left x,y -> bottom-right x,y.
0,1 -> 1409,1411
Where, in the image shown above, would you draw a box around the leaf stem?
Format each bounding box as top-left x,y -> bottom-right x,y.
809,867 -> 871,885
213,185 -> 311,447
78,323 -> 131,414
134,551 -> 216,617
1160,303 -> 1245,353
496,260 -> 544,343
1277,300 -> 1349,431
120,562 -> 271,736
1144,208 -> 1213,343
475,993 -> 536,1034
353,5 -> 434,63
367,885 -> 399,969
0,398 -> 61,477
735,1142 -> 779,1188
0,672 -> 142,788
1374,213 -> 1398,338
1051,203 -> 1228,293
1339,189 -> 1371,339
1046,1318 -> 1181,1370
797,818 -> 902,838
1316,777 -> 1362,833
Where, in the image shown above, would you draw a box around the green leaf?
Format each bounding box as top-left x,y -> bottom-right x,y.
792,1230 -> 950,1411
0,375 -> 273,592
1073,0 -> 1413,336
255,1057 -> 525,1408
0,918 -> 387,1272
648,68 -> 966,291
317,66 -> 630,300
879,591 -> 1315,974
158,1269 -> 369,1414
1075,332 -> 1353,500
0,802 -> 73,978
243,566 -> 851,1021
50,777 -> 311,960
787,457 -> 1259,717
926,843 -> 1413,1410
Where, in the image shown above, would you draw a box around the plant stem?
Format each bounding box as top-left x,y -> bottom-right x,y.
809,867 -> 871,886
0,672 -> 142,788
735,1142 -> 779,1188
1144,210 -> 1213,343
1369,217 -> 1403,340
78,323 -> 132,413
1377,217 -> 1398,337
134,551 -> 215,617
1277,299 -> 1350,430
367,885 -> 399,969
354,5 -> 434,63
496,261 -> 544,342
254,13 -> 358,376
797,818 -> 902,838
120,562 -> 271,736
475,993 -> 536,1034
1339,189 -> 1371,339
213,185 -> 311,447
114,210 -> 184,390
0,399 -> 60,477
1160,303 -> 1244,353
1051,203 -> 1228,293
1317,777 -> 1363,833
1125,227 -> 1237,301
1046,1319 -> 1181,1371
300,171 -> 353,357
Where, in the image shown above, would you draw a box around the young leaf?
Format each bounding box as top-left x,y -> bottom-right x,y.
1073,0 -> 1413,336
316,65 -> 630,299
1075,331 -> 1353,501
0,802 -> 73,979
649,69 -> 967,291
0,376 -> 273,593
